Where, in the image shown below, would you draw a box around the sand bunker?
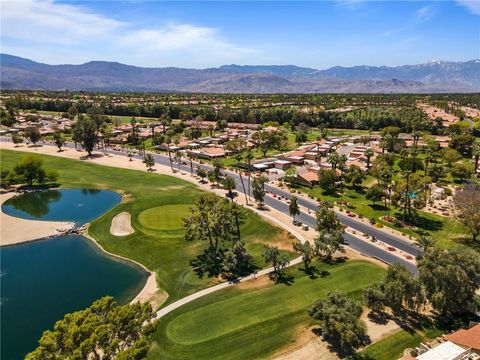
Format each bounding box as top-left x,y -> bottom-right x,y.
110,212 -> 134,236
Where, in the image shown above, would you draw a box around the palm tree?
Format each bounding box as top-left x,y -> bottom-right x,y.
414,235 -> 436,253
223,176 -> 236,202
225,138 -> 249,204
187,151 -> 195,176
472,139 -> 480,174
365,148 -> 374,170
149,123 -> 157,138
289,196 -> 300,223
327,151 -> 339,170
424,150 -> 435,176
245,150 -> 254,201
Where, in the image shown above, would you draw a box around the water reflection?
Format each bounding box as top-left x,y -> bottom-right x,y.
4,190 -> 62,218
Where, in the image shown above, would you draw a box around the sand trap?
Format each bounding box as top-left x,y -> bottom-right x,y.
110,212 -> 134,236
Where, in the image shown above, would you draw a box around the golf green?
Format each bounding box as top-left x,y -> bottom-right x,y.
138,204 -> 191,231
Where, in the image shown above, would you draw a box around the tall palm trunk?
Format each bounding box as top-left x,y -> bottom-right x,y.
238,169 -> 248,205
167,146 -> 173,171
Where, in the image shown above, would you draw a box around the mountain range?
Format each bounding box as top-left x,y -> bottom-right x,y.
1,54 -> 479,93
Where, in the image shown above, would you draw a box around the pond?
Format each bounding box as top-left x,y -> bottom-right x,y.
0,190 -> 148,360
2,188 -> 122,224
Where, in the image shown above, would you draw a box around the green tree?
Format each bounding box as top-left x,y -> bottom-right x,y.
293,241 -> 314,272
418,247 -> 480,316
263,245 -> 290,279
184,194 -> 238,264
252,175 -> 268,208
453,185 -> 480,242
252,130 -> 275,157
398,156 -> 424,173
144,153 -> 155,171
224,137 -> 249,204
472,139 -> 480,173
73,115 -> 99,156
383,264 -> 424,313
53,130 -> 65,151
450,162 -> 473,181
13,155 -> 48,186
12,133 -> 23,147
308,291 -> 366,352
315,229 -> 345,259
222,240 -> 253,276
429,163 -> 447,182
442,148 -> 462,167
196,166 -> 207,183
363,285 -> 385,314
343,165 -> 366,188
317,169 -> 337,194
25,126 -> 41,146
67,105 -> 78,120
449,133 -> 475,157
223,176 -> 236,202
25,296 -> 153,360
414,235 -> 436,253
364,148 -> 374,170
365,184 -> 384,205
289,196 -> 300,223
315,202 -> 341,232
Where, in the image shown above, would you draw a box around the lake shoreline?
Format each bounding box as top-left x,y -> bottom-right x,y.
1,189 -> 164,308
0,192 -> 75,247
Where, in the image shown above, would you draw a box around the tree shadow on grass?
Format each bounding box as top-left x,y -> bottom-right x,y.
189,248 -> 225,279
269,271 -> 295,285
368,204 -> 388,212
311,327 -> 364,358
80,153 -> 104,160
299,265 -> 329,280
454,236 -> 480,251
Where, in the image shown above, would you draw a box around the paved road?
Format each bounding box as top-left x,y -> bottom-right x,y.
2,139 -> 418,273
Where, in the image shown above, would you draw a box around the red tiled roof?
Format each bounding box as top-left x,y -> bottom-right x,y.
445,324 -> 480,350
299,172 -> 319,182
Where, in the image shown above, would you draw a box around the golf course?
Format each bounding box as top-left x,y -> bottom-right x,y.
147,260 -> 384,360
0,149 -> 296,304
1,148 -> 387,359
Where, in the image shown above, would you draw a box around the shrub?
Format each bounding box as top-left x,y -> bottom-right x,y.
375,223 -> 384,228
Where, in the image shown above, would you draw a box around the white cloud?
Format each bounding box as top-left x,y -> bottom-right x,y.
335,0 -> 366,10
456,0 -> 480,15
1,0 -> 123,45
415,6 -> 433,22
0,0 -> 259,67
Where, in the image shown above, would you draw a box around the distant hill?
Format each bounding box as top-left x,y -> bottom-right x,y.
1,54 -> 478,93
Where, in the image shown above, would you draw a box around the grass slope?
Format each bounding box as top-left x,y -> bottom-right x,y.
147,260 -> 385,360
0,149 -> 295,304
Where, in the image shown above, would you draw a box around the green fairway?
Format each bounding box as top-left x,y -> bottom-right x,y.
147,260 -> 385,360
0,149 -> 295,305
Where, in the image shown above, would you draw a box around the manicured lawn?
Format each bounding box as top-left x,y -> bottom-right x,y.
358,327 -> 443,360
1,149 -> 295,305
147,260 -> 385,360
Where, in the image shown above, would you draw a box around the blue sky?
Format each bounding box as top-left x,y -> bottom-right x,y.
1,0 -> 479,68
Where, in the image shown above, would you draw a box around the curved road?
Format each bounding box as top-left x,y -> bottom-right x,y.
104,145 -> 419,273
